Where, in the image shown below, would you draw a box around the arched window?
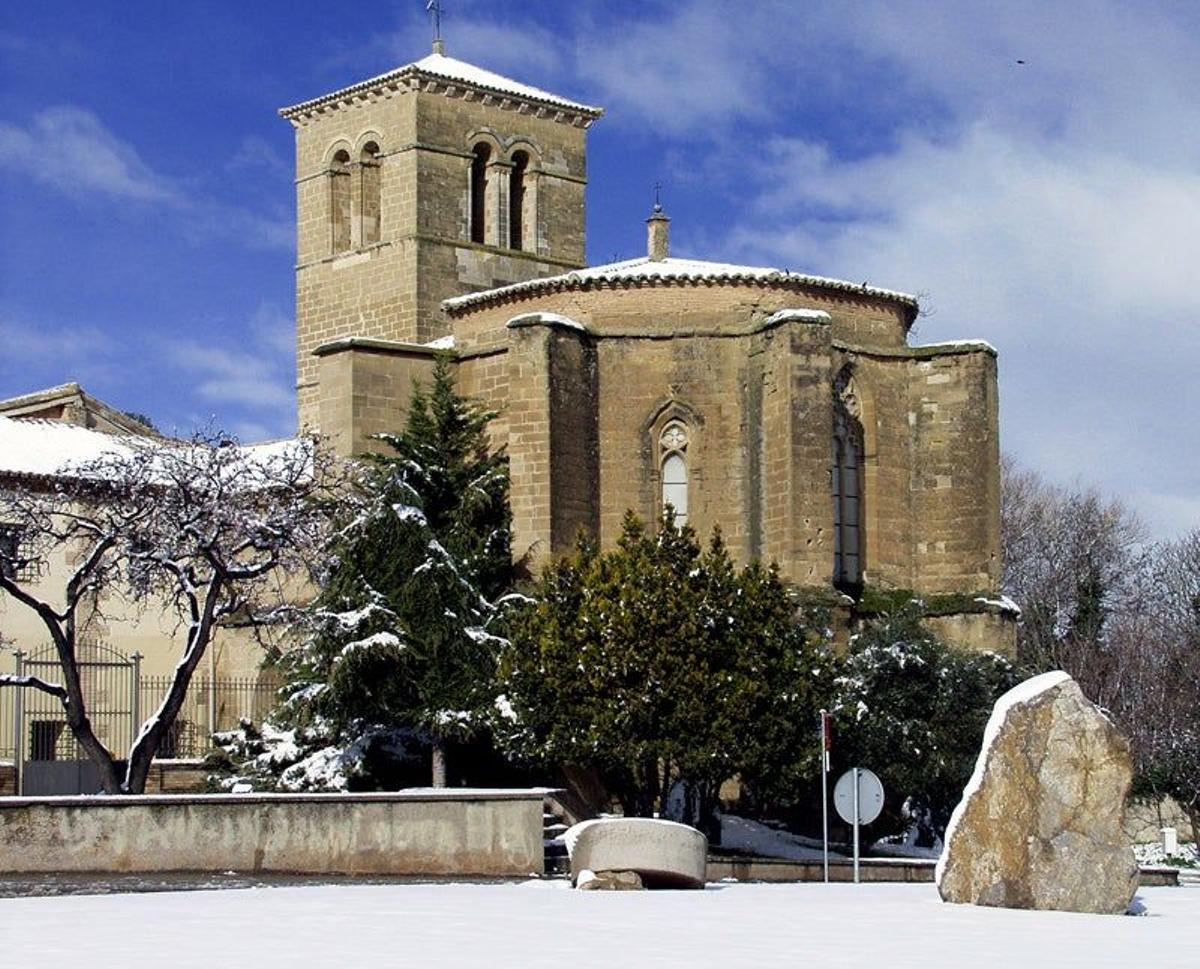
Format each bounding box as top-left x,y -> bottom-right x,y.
329,148 -> 352,254
660,421 -> 689,526
509,150 -> 529,251
832,369 -> 864,588
357,141 -> 381,247
470,142 -> 491,244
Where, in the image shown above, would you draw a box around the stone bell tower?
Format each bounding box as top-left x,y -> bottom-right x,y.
279,42 -> 604,432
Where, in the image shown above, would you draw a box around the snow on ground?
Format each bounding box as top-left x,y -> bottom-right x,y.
1135,840 -> 1198,867
0,881 -> 1196,968
719,815 -> 829,860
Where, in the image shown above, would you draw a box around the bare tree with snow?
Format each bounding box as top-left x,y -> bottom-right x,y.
0,432 -> 336,794
1000,454 -> 1148,696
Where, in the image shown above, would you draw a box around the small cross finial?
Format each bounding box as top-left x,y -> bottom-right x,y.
427,0 -> 445,51
653,181 -> 663,213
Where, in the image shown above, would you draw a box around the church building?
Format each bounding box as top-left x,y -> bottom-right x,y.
280,42 -> 1013,652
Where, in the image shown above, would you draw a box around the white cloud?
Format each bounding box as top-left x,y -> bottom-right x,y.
445,20 -> 565,77
572,5 -> 775,134
0,310 -> 124,390
0,302 -> 297,442
168,301 -> 296,440
0,106 -> 292,251
0,106 -> 180,203
227,135 -> 291,180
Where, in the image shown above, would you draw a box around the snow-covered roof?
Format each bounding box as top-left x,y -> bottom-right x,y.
0,416 -> 133,479
443,257 -> 919,316
0,382 -> 158,437
279,51 -> 603,124
0,416 -> 309,485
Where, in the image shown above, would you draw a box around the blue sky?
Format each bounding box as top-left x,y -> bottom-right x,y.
2,1 -> 1198,540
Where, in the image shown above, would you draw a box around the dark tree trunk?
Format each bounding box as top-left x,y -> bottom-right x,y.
431,738 -> 448,787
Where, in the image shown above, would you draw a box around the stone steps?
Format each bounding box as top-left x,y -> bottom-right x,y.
542,804 -> 571,877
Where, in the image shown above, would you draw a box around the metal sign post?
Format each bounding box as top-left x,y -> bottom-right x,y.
819,709 -> 831,883
833,767 -> 885,885
852,767 -> 860,883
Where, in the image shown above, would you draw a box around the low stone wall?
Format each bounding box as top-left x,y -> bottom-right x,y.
0,789 -> 544,877
707,856 -> 936,884
142,759 -> 208,795
923,611 -> 1016,657
705,856 -> 1180,887
1125,796 -> 1195,844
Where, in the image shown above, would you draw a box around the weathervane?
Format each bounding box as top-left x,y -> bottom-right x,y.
427,0 -> 444,50
653,181 -> 663,213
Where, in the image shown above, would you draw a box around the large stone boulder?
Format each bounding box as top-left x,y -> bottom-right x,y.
936,671 -> 1139,914
565,818 -> 707,889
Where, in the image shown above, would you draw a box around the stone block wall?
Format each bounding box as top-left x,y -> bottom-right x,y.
141,759 -> 208,795
924,610 -> 1017,656
315,340 -> 438,457
0,791 -> 545,876
505,323 -> 556,563
907,346 -> 1001,594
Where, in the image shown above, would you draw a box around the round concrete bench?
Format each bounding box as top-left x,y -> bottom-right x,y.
564,817 -> 708,889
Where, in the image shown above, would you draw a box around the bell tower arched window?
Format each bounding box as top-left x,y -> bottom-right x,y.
660,421 -> 690,526
329,148 -> 352,254
357,141 -> 381,247
470,142 -> 491,244
509,150 -> 529,251
832,369 -> 864,588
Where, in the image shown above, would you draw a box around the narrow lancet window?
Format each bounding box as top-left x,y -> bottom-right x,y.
832,370 -> 864,588
470,142 -> 491,244
660,421 -> 690,526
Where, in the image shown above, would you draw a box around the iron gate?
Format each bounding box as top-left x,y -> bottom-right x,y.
10,643 -> 140,795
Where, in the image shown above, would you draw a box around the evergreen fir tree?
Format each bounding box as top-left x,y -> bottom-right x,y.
374,355 -> 513,598
239,359 -> 512,789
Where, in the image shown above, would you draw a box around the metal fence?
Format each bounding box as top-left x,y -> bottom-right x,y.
1,646 -> 282,764
139,672 -> 281,758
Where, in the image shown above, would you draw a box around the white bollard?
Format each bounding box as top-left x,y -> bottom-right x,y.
1161,826 -> 1178,857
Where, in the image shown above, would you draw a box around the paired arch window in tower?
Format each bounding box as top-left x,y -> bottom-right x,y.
660,421 -> 690,527
328,141 -> 382,256
509,150 -> 529,251
358,141 -> 381,247
832,369 -> 864,588
468,139 -> 536,252
470,142 -> 491,244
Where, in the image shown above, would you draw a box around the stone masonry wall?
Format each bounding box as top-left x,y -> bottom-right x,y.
908,347 -> 1001,594
316,343 -> 438,457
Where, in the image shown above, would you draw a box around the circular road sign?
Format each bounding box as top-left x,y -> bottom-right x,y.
833,768 -> 885,825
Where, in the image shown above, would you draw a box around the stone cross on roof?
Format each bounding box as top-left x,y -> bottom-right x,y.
427,0 -> 445,54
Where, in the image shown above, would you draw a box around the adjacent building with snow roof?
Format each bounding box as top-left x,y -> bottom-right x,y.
284,40 -> 1013,653
0,398 -> 285,781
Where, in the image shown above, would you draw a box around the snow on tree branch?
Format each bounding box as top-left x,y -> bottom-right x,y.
0,672 -> 68,700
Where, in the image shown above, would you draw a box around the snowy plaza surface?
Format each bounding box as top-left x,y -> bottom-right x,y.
1,881 -> 1197,968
